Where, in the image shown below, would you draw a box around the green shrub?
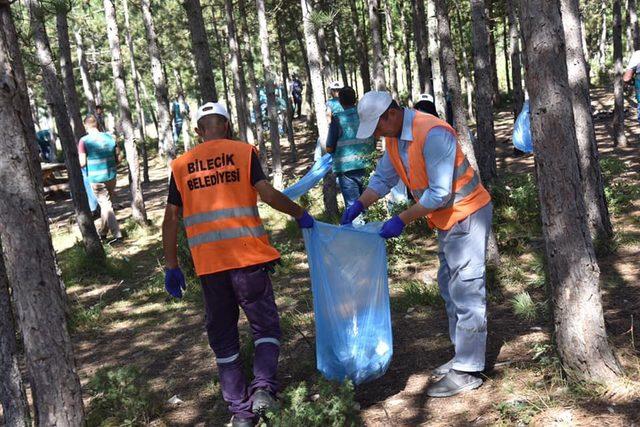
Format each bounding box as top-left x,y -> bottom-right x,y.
600,157 -> 626,182
262,379 -> 361,427
68,301 -> 106,333
59,243 -> 132,286
401,280 -> 441,308
511,291 -> 538,322
86,366 -> 158,426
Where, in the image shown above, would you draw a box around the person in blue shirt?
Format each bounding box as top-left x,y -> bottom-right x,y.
290,74 -> 304,118
172,94 -> 190,145
325,86 -> 375,211
78,115 -> 123,241
325,81 -> 344,120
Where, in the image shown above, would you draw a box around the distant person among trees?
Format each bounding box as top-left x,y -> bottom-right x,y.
325,80 -> 344,120
78,115 -> 123,242
325,86 -> 375,215
290,74 -> 304,118
413,93 -> 440,117
623,50 -> 640,123
342,91 -> 493,398
162,102 -> 314,427
95,104 -> 107,132
171,93 -> 190,144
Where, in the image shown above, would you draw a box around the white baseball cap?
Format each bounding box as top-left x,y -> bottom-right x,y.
418,93 -> 434,103
328,81 -> 344,90
196,102 -> 230,123
356,91 -> 393,139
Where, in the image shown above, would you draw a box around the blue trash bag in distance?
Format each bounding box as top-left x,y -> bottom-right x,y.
303,221 -> 393,385
513,100 -> 533,154
282,153 -> 333,201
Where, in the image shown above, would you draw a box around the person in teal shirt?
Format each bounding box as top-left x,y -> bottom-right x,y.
325,81 -> 344,120
326,86 -> 375,212
623,50 -> 640,124
78,115 -> 122,241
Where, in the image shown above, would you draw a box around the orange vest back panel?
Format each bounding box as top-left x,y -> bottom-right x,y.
386,112 -> 491,230
171,139 -> 280,276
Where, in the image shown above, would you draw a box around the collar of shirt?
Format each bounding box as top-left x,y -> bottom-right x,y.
399,108 -> 415,143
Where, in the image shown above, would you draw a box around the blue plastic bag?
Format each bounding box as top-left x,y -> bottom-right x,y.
513,100 -> 533,154
303,221 -> 393,384
81,167 -> 99,212
282,153 -> 333,200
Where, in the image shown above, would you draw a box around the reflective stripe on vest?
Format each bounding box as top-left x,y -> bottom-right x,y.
183,206 -> 260,227
188,224 -> 267,248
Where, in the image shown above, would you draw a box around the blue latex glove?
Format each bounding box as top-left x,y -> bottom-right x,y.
379,215 -> 405,239
340,200 -> 364,225
165,267 -> 186,298
296,210 -> 315,229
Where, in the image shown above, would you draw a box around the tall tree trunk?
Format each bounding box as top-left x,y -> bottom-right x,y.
316,14 -> 333,89
224,0 -> 249,142
368,0 -> 386,90
400,0 -> 413,98
122,0 -> 149,183
213,10 -> 237,140
597,0 -> 608,72
140,0 -> 175,166
519,0 -> 622,382
631,0 -> 640,50
73,29 -> 97,114
507,0 -> 524,117
384,4 -> 399,99
428,0 -> 447,115
103,0 -> 148,223
613,0 -> 628,147
137,69 -> 160,140
487,1 -> 500,103
293,24 -> 315,123
183,0 -> 217,103
471,0 -> 497,183
0,238 -> 31,427
239,0 -> 267,168
452,0 -> 476,121
89,37 -> 103,106
0,21 -> 86,424
349,0 -> 372,92
56,7 -> 86,142
255,0 -> 283,189
413,0 -> 432,94
561,0 -> 613,241
277,18 -> 298,162
502,14 -> 511,94
301,0 -> 338,217
28,0 -> 104,259
333,23 -> 349,88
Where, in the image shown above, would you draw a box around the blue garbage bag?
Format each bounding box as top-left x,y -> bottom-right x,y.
282,153 -> 333,201
303,221 -> 393,384
81,167 -> 99,212
513,100 -> 533,153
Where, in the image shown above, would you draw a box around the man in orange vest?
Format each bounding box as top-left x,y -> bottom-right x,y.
341,91 -> 493,398
163,102 -> 314,426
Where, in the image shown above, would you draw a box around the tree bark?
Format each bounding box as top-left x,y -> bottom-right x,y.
140,0 -> 175,166
277,18 -> 298,162
518,0 -> 622,382
183,0 -> 217,103
349,0 -> 371,93
597,0 -> 608,72
122,0 -> 149,183
400,0 -> 413,98
28,0 -> 105,259
613,0 -> 628,147
73,29 -> 97,114
56,7 -> 86,142
631,0 -> 640,50
507,0 -> 524,117
333,23 -> 349,88
255,0 -> 283,189
487,1 -> 500,103
103,0 -> 148,223
368,0 -> 386,90
502,14 -> 511,94
413,0 -> 432,94
561,0 -> 613,241
0,237 -> 31,427
239,0 -> 267,169
0,20 -> 86,424
293,23 -> 315,123
452,1 -> 475,122
471,0 -> 497,183
384,4 -> 399,99
428,0 -> 447,116
224,0 -> 249,142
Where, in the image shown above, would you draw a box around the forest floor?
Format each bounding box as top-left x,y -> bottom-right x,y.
41,90 -> 640,427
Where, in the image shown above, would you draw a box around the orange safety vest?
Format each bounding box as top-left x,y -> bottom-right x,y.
386,112 -> 491,231
171,139 -> 280,276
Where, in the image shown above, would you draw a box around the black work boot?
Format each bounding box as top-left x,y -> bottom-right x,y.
252,388 -> 278,416
426,369 -> 483,397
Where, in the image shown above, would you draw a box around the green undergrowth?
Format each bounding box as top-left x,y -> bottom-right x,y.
86,366 -> 159,427
261,378 -> 361,427
392,279 -> 442,312
601,157 -> 640,215
59,243 -> 133,286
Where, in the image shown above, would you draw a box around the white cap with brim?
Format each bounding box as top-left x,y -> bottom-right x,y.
418,93 -> 434,103
356,91 -> 393,139
329,81 -> 344,90
196,102 -> 230,123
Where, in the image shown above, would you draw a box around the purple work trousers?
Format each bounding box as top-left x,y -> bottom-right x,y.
200,263 -> 281,420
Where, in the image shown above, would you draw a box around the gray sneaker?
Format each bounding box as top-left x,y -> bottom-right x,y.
426,370 -> 483,397
252,388 -> 278,416
230,415 -> 255,427
432,357 -> 455,376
